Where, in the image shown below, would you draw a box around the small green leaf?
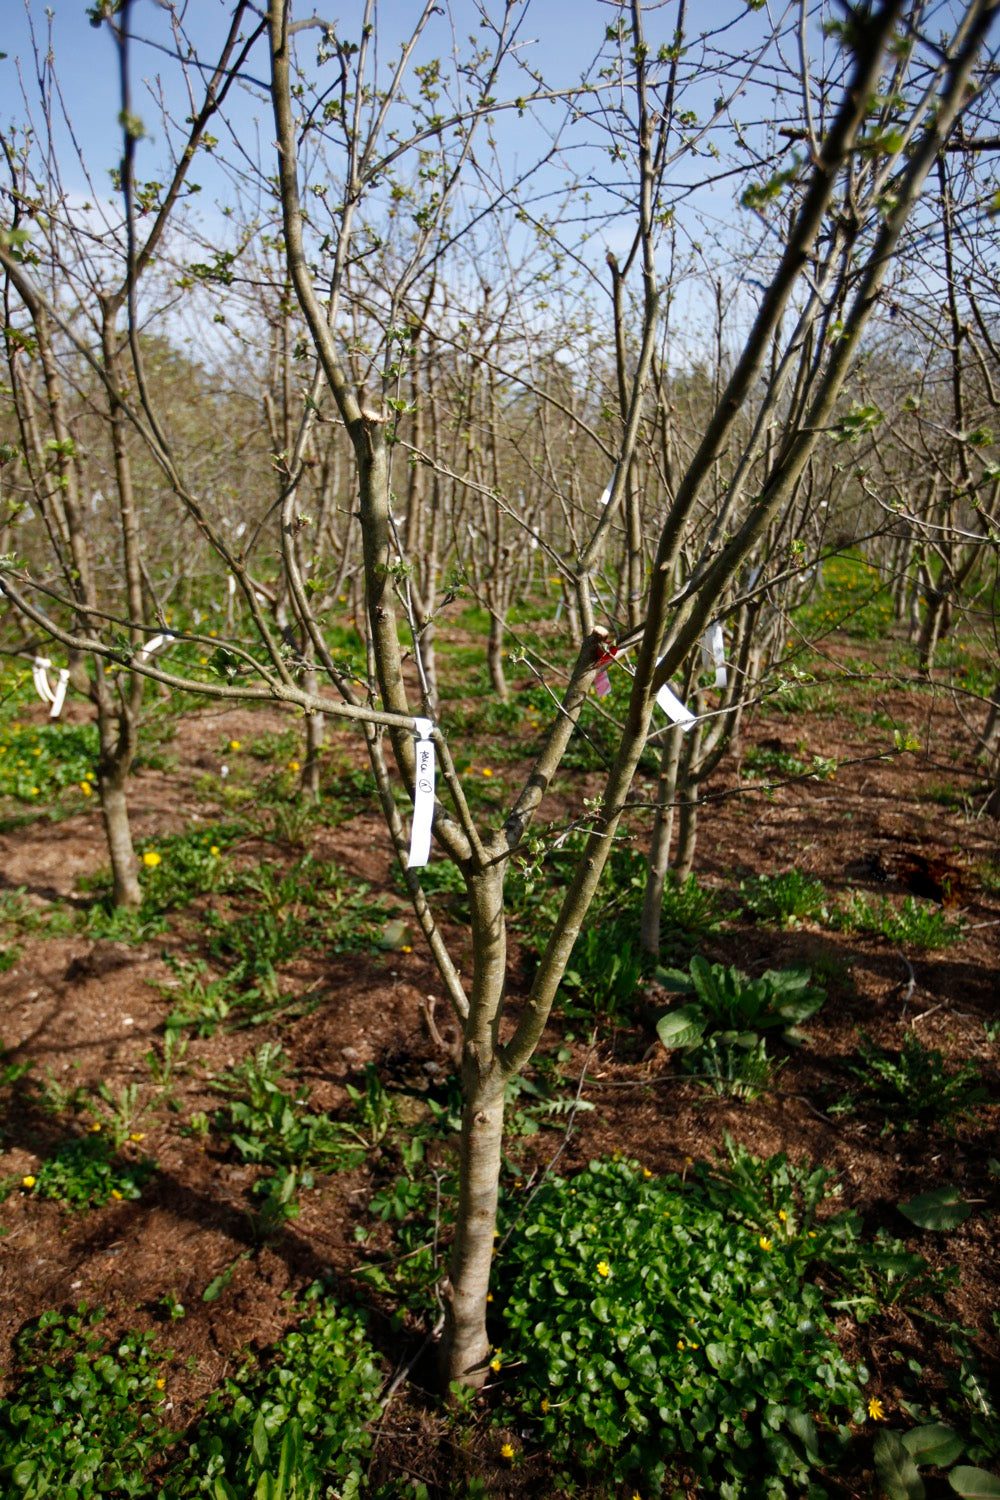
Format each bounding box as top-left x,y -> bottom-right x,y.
901,1423 -> 964,1468
898,1187 -> 971,1232
949,1469 -> 1000,1499
252,1410 -> 269,1466
874,1429 -> 925,1500
376,918 -> 411,951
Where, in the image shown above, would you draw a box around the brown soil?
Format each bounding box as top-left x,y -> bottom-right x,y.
1,665 -> 998,1498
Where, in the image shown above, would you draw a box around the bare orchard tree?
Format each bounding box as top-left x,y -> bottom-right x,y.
1,2 -> 263,903
2,0 -> 997,1387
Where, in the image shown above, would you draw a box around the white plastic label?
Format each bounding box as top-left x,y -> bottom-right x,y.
135,632 -> 174,665
408,717 -> 435,868
32,656 -> 55,704
701,623 -> 727,688
655,680 -> 696,731
49,667 -> 69,718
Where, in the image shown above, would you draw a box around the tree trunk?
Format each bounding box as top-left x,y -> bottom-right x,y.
918,585 -> 949,675
440,1070 -> 506,1385
99,768 -> 141,908
487,613 -> 508,700
640,725 -> 685,954
301,668 -> 324,801
674,782 -> 699,883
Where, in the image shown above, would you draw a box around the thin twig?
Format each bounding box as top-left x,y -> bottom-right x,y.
897,952 -> 917,1016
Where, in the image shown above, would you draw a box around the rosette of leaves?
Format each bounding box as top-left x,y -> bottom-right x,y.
655,956 -> 826,1052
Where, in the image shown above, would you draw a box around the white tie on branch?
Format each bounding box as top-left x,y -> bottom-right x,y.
654,655 -> 697,730
408,717 -> 436,868
702,623 -> 728,688
134,633 -> 174,665
32,656 -> 56,705
31,656 -> 70,718
49,668 -> 69,718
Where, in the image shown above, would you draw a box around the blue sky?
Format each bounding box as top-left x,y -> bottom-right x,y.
0,1 -> 903,365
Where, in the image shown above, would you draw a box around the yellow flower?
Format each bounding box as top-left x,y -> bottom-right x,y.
400,945 -> 412,953
130,1133 -> 145,1142
90,1122 -> 102,1132
31,787 -> 39,795
868,1397 -> 887,1421
229,740 -> 241,751
210,846 -> 220,857
33,746 -> 42,755
759,1236 -> 773,1251
778,1210 -> 787,1222
499,1443 -> 515,1461
540,1397 -> 550,1414
111,1189 -> 123,1200
481,767 -> 494,777
155,1378 -> 165,1390
490,1357 -> 502,1372
142,850 -> 161,867
642,1167 -> 652,1179
21,1174 -> 36,1188
288,760 -> 300,772
199,656 -> 208,665
596,1260 -> 610,1278
80,782 -> 92,796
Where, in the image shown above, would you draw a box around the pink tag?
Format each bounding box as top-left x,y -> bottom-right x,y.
595,667 -> 611,697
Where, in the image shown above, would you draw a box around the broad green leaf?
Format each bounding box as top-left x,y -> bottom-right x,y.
949,1468 -> 1000,1498
902,1423 -> 964,1468
590,1296 -> 611,1323
276,1421 -> 300,1489
874,1429 -> 925,1500
786,1407 -> 820,1461
898,1187 -> 971,1232
654,965 -> 693,993
252,1411 -> 269,1467
656,1005 -> 706,1050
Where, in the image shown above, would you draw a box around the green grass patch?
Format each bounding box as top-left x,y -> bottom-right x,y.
0,720 -> 98,802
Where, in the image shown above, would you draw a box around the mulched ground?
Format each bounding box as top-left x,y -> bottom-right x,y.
0,652 -> 998,1497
